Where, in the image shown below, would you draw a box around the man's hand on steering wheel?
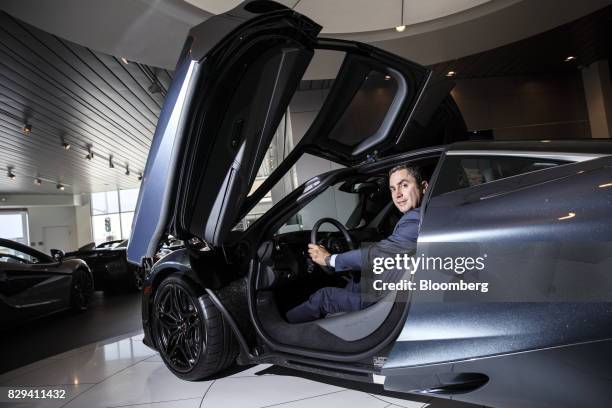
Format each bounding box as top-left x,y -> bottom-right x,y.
309,218 -> 356,274
308,244 -> 331,267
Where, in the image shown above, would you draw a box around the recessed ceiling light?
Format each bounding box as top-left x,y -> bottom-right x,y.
395,25 -> 406,32
384,75 -> 391,80
121,57 -> 129,64
564,55 -> 576,62
446,71 -> 457,77
22,123 -> 32,134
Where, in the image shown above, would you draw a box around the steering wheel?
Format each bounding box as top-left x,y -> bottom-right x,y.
309,218 -> 356,274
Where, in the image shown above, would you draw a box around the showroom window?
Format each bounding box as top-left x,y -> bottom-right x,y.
91,189 -> 139,244
0,210 -> 29,245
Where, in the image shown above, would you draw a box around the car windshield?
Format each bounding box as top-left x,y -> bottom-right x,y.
0,245 -> 38,264
275,180 -> 363,234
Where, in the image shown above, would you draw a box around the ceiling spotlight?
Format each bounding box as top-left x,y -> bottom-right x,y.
446,70 -> 457,78
109,156 -> 115,168
395,25 -> 406,32
61,138 -> 71,150
56,183 -> 65,191
120,57 -> 129,65
22,123 -> 32,134
85,146 -> 94,160
138,173 -> 143,181
34,178 -> 42,186
7,169 -> 15,180
564,55 -> 576,62
125,166 -> 130,176
384,75 -> 391,80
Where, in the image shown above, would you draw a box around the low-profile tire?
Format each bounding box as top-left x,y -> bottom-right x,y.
151,274 -> 237,380
71,268 -> 93,312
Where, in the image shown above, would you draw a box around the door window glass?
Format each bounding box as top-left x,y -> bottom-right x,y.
328,70 -> 398,147
432,155 -> 568,197
235,154 -> 344,231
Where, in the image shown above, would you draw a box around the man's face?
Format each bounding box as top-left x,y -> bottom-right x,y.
389,169 -> 428,213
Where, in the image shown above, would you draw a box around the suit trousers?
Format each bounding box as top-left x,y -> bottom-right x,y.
285,280 -> 369,323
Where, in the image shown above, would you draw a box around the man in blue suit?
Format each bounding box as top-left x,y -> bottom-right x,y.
286,165 -> 428,323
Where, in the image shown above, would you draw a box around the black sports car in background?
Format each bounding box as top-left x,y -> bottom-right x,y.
0,238 -> 93,327
66,240 -> 143,292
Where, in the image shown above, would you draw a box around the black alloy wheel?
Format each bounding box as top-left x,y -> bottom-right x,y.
152,274 -> 237,380
71,269 -> 93,311
155,282 -> 202,373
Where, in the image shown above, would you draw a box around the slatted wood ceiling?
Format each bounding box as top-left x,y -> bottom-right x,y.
0,12 -> 172,194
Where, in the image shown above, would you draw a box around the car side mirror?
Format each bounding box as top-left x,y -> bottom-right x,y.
50,249 -> 65,263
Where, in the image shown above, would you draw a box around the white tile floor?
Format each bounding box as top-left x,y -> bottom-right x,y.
0,331 -> 482,408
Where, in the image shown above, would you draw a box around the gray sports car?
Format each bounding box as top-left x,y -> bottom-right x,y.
0,238 -> 93,327
127,2 -> 612,407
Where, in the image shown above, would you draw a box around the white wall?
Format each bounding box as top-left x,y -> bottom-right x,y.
27,206 -> 78,254
0,194 -> 93,253
75,198 -> 93,249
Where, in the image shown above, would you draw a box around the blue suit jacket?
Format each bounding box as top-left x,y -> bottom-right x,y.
334,207 -> 421,272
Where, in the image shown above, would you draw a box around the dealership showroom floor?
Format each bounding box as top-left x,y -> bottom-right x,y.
0,329 -> 482,408
0,294 -> 478,408
1,0 -> 612,407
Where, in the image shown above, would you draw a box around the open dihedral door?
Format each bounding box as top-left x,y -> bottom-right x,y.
176,9 -> 322,251
128,1 -> 322,263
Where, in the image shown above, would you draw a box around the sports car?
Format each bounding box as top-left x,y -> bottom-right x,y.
127,2 -> 612,407
66,239 -> 144,292
0,238 -> 93,327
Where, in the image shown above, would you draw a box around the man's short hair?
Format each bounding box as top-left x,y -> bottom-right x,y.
388,164 -> 423,185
